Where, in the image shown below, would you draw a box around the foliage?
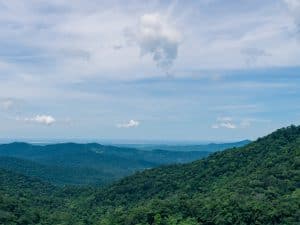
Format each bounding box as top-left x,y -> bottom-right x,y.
0,126 -> 299,224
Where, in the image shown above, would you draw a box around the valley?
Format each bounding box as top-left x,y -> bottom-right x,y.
0,126 -> 299,224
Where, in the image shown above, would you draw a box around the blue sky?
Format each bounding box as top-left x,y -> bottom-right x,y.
0,0 -> 300,142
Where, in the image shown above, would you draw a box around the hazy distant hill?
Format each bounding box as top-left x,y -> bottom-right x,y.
116,139 -> 251,152
0,143 -> 154,185
0,126 -> 298,224
0,142 -> 225,185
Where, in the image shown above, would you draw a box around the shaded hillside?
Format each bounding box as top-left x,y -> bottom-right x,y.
0,126 -> 299,225
0,169 -> 61,225
0,157 -> 111,185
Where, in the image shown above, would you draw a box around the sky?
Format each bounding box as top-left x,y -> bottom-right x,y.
0,0 -> 300,142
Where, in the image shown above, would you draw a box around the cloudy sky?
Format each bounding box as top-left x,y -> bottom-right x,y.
0,0 -> 300,142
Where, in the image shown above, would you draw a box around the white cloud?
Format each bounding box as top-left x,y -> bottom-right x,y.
17,115 -> 56,126
212,122 -> 237,129
131,13 -> 181,70
117,119 -> 140,128
0,0 -> 299,85
212,117 -> 237,129
212,117 -> 271,129
221,122 -> 236,129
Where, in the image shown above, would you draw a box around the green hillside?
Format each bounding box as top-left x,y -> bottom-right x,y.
0,157 -> 112,185
0,126 -> 299,225
0,169 -> 60,225
95,125 -> 300,224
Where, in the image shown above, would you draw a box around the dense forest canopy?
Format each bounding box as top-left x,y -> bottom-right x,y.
0,125 -> 299,224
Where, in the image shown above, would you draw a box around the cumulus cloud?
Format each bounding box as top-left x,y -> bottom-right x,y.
212,122 -> 237,129
212,117 -> 271,129
130,13 -> 181,70
117,119 -> 140,128
17,115 -> 56,126
0,0 -> 299,84
212,117 -> 237,129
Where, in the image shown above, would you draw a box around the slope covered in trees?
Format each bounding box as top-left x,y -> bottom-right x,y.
0,156 -> 111,185
95,125 -> 300,224
0,126 -> 299,225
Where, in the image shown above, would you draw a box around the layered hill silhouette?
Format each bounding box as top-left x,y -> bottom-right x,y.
0,126 -> 299,224
0,141 -> 245,185
117,140 -> 251,152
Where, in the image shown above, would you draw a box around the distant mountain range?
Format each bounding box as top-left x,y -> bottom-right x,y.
117,139 -> 251,151
0,141 -> 249,186
0,126 -> 298,224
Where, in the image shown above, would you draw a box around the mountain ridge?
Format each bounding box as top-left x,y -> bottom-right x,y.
0,126 -> 299,224
0,141 -> 248,186
91,125 -> 300,224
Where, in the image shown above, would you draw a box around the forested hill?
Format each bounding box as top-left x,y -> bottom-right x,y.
94,125 -> 300,224
0,125 -> 299,225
